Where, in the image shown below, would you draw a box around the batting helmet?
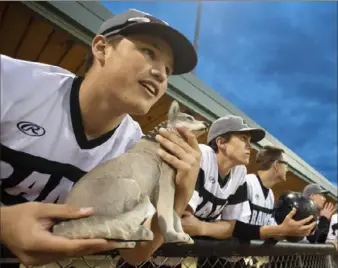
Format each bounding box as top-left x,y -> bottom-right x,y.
274,191 -> 318,242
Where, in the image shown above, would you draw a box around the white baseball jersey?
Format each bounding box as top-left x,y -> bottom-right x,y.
0,55 -> 143,206
188,144 -> 251,223
246,174 -> 276,226
327,213 -> 338,241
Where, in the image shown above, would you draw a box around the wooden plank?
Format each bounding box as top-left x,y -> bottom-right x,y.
0,2 -> 33,57
74,59 -> 87,77
38,30 -> 72,66
143,118 -> 208,144
198,133 -> 207,144
142,115 -> 167,133
58,43 -> 88,73
0,1 -> 7,13
136,96 -> 210,136
15,16 -> 55,61
272,172 -> 307,201
137,104 -> 170,128
133,96 -> 171,125
0,2 -> 9,29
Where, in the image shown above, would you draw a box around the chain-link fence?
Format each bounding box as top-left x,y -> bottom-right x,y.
1,239 -> 337,268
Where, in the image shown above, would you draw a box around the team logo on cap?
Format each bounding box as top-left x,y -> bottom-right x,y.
128,17 -> 151,23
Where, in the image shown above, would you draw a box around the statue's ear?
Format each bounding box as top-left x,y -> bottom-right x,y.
168,100 -> 180,122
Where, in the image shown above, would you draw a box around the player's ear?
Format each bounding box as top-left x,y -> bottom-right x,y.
272,160 -> 279,172
92,35 -> 107,66
216,136 -> 226,151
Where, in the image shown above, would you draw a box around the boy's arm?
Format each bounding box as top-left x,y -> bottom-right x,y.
307,216 -> 330,243
182,210 -> 315,242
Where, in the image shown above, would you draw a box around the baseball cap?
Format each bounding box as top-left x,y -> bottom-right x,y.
303,183 -> 329,198
97,9 -> 197,75
207,115 -> 266,144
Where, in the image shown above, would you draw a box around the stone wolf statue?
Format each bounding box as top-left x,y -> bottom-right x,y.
53,101 -> 208,248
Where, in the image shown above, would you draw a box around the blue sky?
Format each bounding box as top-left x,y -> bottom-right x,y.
101,1 -> 337,185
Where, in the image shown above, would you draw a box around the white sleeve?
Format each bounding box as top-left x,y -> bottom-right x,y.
187,144 -> 209,212
221,166 -> 251,223
221,200 -> 251,223
125,118 -> 144,151
327,213 -> 338,241
0,54 -> 74,121
268,216 -> 277,226
0,54 -> 23,120
268,193 -> 277,226
188,190 -> 200,213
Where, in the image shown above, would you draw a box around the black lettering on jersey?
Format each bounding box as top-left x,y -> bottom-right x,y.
195,200 -> 225,221
194,168 -> 246,222
332,223 -> 338,236
1,144 -> 86,205
249,203 -> 274,226
228,182 -> 248,205
195,169 -> 228,221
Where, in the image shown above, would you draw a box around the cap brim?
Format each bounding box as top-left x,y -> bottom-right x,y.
320,190 -> 329,195
118,23 -> 197,75
238,128 -> 266,143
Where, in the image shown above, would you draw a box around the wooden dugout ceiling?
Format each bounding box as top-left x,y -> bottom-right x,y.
0,1 -> 89,76
1,1 -> 326,203
0,1 -> 206,142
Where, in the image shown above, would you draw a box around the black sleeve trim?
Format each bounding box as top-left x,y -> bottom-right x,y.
195,168 -> 205,193
233,221 -> 261,241
307,216 -> 330,243
318,216 -> 330,229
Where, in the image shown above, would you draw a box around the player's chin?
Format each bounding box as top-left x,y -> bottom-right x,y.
128,100 -> 153,116
238,156 -> 250,166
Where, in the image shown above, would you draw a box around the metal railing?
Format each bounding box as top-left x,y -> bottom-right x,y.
1,238 -> 337,268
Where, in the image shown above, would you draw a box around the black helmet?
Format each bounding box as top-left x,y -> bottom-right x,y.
274,191 -> 318,242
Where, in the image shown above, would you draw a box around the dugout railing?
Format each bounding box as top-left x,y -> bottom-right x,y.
1,238 -> 338,268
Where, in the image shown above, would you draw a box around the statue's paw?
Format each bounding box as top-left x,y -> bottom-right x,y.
164,231 -> 192,244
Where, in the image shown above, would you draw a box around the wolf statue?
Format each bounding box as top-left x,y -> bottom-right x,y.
52,101 -> 208,248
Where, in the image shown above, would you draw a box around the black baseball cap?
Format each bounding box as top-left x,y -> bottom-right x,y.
97,9 -> 197,75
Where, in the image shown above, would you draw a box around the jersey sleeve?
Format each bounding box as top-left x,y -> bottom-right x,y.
268,193 -> 277,226
327,213 -> 338,241
187,168 -> 204,212
268,216 -> 277,226
187,144 -> 210,212
1,54 -> 25,120
1,54 -> 74,121
125,118 -> 144,150
221,166 -> 251,223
